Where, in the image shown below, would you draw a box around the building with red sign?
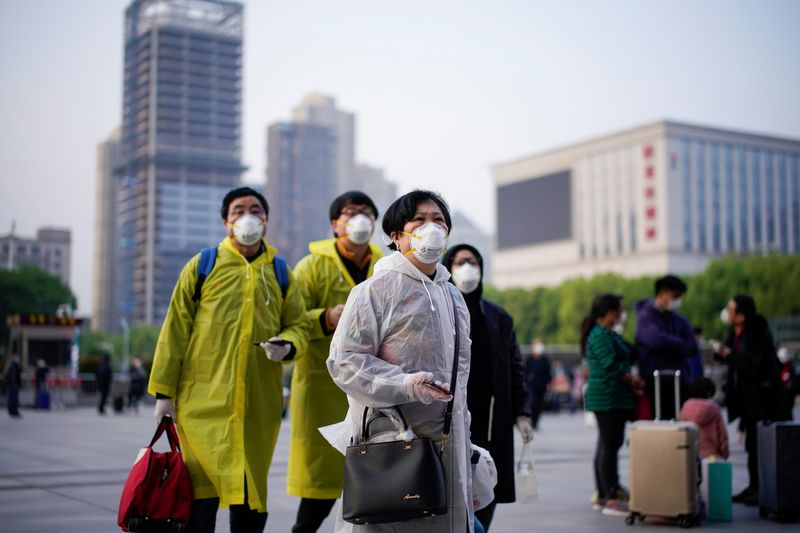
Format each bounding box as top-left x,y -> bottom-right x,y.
492,120 -> 800,287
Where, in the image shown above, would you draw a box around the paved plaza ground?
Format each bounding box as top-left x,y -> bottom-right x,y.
0,404 -> 797,532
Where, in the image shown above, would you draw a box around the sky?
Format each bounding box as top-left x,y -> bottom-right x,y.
1,0 -> 799,315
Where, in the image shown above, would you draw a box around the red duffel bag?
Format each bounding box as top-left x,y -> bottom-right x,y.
118,415 -> 192,532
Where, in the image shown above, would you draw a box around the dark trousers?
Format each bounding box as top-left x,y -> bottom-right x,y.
474,501 -> 497,531
7,385 -> 20,416
292,497 -> 336,532
594,409 -> 629,499
530,389 -> 547,429
188,498 -> 267,533
743,418 -> 759,491
98,387 -> 109,414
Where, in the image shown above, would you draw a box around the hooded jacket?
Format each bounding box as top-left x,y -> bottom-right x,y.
634,299 -> 697,383
327,251 -> 474,532
679,398 -> 729,459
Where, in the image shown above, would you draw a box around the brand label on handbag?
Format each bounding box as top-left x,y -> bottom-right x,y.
404,494 -> 421,501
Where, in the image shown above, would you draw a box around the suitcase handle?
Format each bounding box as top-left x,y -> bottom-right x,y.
653,369 -> 681,421
149,414 -> 181,453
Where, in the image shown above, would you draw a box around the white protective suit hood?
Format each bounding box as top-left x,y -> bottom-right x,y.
327,251 -> 474,532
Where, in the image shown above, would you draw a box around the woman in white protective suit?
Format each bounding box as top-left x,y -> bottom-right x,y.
327,189 -> 475,532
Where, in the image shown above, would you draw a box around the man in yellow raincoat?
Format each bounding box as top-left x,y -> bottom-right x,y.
288,191 -> 382,532
148,187 -> 309,533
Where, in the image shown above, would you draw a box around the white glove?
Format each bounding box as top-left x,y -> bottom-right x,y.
516,416 -> 534,443
404,371 -> 452,404
261,336 -> 292,362
154,398 -> 176,424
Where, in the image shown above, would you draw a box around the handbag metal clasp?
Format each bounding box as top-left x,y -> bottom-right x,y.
359,442 -> 368,455
402,440 -> 413,450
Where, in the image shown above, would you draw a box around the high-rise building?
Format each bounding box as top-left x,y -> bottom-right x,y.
353,163 -> 398,216
93,128 -> 122,332
492,120 -> 800,288
0,227 -> 72,286
266,122 -> 338,266
292,93 -> 356,193
113,0 -> 244,326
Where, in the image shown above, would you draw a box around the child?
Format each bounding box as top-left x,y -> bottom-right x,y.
679,377 -> 729,459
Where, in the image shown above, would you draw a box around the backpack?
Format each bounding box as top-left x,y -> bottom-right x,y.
191,246 -> 288,303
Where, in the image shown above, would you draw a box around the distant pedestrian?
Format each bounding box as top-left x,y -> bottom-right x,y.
35,359 -> 49,393
4,354 -> 22,418
96,354 -> 112,415
525,339 -> 551,430
712,294 -> 791,506
127,358 -> 147,414
634,274 -> 698,420
679,377 -> 729,460
777,345 -> 798,409
581,294 -> 642,516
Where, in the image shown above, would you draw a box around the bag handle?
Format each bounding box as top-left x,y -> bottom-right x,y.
360,406 -> 410,441
440,291 -> 461,446
149,415 -> 181,453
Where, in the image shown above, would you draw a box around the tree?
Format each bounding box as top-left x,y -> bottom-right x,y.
0,265 -> 77,346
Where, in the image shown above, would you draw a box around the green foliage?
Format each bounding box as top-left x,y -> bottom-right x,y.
0,265 -> 77,346
485,254 -> 800,346
130,324 -> 160,359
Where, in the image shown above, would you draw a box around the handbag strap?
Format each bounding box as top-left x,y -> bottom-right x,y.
440,290 -> 461,446
149,415 -> 181,453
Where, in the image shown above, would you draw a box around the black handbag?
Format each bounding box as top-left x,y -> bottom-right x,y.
341,292 -> 462,525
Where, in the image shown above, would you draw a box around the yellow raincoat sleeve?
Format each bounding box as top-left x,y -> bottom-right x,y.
148,256 -> 199,399
276,266 -> 310,361
292,255 -> 328,342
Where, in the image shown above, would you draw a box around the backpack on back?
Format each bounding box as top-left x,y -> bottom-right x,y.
191,246 -> 288,302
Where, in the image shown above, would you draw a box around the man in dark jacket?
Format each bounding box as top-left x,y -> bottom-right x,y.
713,294 -> 791,506
96,354 -> 112,415
526,339 -> 551,429
4,354 -> 22,418
442,244 -> 532,531
634,274 -> 698,420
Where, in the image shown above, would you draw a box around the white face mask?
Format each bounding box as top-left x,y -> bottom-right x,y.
615,311 -> 628,326
403,222 -> 448,264
451,263 -> 481,294
613,323 -> 625,335
344,214 -> 374,245
532,342 -> 545,356
231,214 -> 265,246
720,307 -> 731,326
667,297 -> 682,311
777,346 -> 791,364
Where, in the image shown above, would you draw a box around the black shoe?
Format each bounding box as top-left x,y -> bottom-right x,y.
732,487 -> 755,503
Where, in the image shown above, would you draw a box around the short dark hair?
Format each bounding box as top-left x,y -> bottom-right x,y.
688,377 -> 716,399
655,274 -> 687,296
732,294 -> 757,324
220,187 -> 269,220
382,190 -> 452,251
329,191 -> 379,221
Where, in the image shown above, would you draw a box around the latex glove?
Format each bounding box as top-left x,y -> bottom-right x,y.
516,416 -> 534,443
404,371 -> 452,404
261,337 -> 292,362
154,398 -> 176,424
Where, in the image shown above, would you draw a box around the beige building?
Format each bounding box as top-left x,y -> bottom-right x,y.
492,120 -> 800,288
0,227 -> 72,286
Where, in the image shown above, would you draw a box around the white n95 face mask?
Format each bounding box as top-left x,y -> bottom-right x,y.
667,298 -> 682,311
345,214 -> 374,245
720,307 -> 731,326
404,222 -> 448,264
232,214 -> 265,246
451,263 -> 481,294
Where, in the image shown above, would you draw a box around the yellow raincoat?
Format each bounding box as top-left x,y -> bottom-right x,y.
148,236 -> 309,512
287,239 -> 382,499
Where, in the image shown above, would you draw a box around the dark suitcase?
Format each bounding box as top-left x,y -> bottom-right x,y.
758,421 -> 800,523
36,390 -> 51,410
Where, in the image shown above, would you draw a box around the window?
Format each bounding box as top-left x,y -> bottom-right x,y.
711,143 -> 721,252
696,141 -> 707,252
738,147 -> 748,249
724,145 -> 735,250
682,139 -> 692,250
752,149 -> 762,246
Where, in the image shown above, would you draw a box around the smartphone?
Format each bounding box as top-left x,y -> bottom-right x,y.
423,381 -> 451,395
253,339 -> 291,347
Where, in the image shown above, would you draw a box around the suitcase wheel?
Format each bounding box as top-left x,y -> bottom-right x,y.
625,514 -> 635,526
677,516 -> 694,529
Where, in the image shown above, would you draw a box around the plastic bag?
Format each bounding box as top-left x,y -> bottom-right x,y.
471,444 -> 497,510
515,442 -> 538,504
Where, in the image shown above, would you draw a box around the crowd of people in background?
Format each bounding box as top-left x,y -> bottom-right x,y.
3,185 -> 799,533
